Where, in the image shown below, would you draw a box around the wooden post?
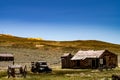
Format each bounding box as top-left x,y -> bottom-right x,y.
13,60 -> 14,65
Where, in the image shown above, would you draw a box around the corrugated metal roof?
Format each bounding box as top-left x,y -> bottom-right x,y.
0,53 -> 14,57
71,50 -> 105,60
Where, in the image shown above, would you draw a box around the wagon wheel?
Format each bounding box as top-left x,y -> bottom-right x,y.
7,67 -> 11,78
23,65 -> 27,78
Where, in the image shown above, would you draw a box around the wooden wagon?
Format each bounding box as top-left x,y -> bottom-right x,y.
7,65 -> 27,78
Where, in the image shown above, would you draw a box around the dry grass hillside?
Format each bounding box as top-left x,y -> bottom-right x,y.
0,34 -> 120,66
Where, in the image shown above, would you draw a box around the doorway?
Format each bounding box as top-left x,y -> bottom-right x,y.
77,60 -> 80,67
92,59 -> 99,69
92,60 -> 95,68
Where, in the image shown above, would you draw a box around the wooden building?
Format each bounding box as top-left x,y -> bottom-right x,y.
0,53 -> 14,61
61,50 -> 118,69
61,53 -> 73,68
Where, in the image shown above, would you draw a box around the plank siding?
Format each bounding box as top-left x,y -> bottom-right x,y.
61,50 -> 118,69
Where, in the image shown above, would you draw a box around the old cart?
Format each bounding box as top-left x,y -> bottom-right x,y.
31,61 -> 52,73
7,65 -> 27,78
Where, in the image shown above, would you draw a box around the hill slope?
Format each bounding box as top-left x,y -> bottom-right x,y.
0,34 -> 120,53
0,34 -> 120,65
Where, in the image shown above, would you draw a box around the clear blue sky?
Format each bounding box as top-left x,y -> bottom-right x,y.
0,0 -> 120,44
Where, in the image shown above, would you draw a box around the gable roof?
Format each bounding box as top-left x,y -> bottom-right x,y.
71,50 -> 106,60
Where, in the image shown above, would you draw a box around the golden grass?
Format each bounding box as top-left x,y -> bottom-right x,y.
0,67 -> 120,80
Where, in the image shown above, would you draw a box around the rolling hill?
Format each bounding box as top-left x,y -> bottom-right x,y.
0,34 -> 120,66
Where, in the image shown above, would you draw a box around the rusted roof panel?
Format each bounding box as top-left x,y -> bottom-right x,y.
71,50 -> 105,60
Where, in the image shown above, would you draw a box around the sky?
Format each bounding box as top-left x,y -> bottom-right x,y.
0,0 -> 120,44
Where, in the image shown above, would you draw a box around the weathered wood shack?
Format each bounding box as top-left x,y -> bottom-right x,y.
61,53 -> 73,68
0,53 -> 14,61
61,50 -> 117,69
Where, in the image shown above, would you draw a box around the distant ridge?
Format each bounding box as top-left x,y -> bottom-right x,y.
0,34 -> 43,41
0,34 -> 120,54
